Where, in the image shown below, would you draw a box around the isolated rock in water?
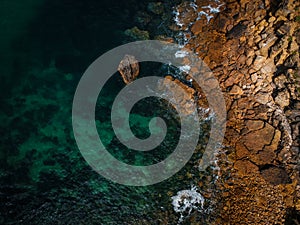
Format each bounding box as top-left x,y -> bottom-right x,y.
118,54 -> 139,84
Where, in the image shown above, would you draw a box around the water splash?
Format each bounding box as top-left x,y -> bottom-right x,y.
171,185 -> 205,222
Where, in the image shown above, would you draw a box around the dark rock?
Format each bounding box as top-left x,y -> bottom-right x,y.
284,54 -> 298,68
134,12 -> 151,28
284,208 -> 300,225
147,2 -> 164,15
260,166 -> 291,185
226,21 -> 248,39
124,27 -> 149,40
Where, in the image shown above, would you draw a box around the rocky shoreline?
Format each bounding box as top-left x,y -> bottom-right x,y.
123,0 -> 300,223
163,0 -> 300,223
1,0 -> 299,224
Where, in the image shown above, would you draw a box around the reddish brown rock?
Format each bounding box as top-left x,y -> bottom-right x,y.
229,85 -> 244,96
191,20 -> 204,35
165,0 -> 300,223
235,142 -> 250,159
173,1 -> 198,30
118,54 -> 139,84
234,160 -> 259,176
242,123 -> 275,152
224,72 -> 244,88
245,120 -> 264,131
252,149 -> 276,165
158,76 -> 197,115
264,129 -> 281,151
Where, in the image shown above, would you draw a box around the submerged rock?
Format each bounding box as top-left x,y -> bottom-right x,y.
134,12 -> 151,28
124,26 -> 150,40
147,2 -> 164,15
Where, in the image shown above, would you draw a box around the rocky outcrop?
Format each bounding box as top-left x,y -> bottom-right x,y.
118,54 -> 140,84
171,0 -> 300,224
158,76 -> 199,116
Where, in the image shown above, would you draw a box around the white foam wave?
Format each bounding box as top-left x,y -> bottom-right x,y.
175,50 -> 189,58
179,65 -> 191,73
171,186 -> 205,222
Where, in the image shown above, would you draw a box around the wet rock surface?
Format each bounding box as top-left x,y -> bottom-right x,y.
168,0 -> 300,223
158,76 -> 198,115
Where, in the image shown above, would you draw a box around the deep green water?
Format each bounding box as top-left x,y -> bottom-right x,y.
1,0 -> 215,224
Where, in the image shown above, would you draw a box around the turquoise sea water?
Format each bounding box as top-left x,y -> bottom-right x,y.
1,0 -> 215,224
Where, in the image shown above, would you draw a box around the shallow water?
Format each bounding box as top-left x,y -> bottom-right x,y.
0,0 -> 215,224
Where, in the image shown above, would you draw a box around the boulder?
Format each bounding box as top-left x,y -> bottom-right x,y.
118,55 -> 139,84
